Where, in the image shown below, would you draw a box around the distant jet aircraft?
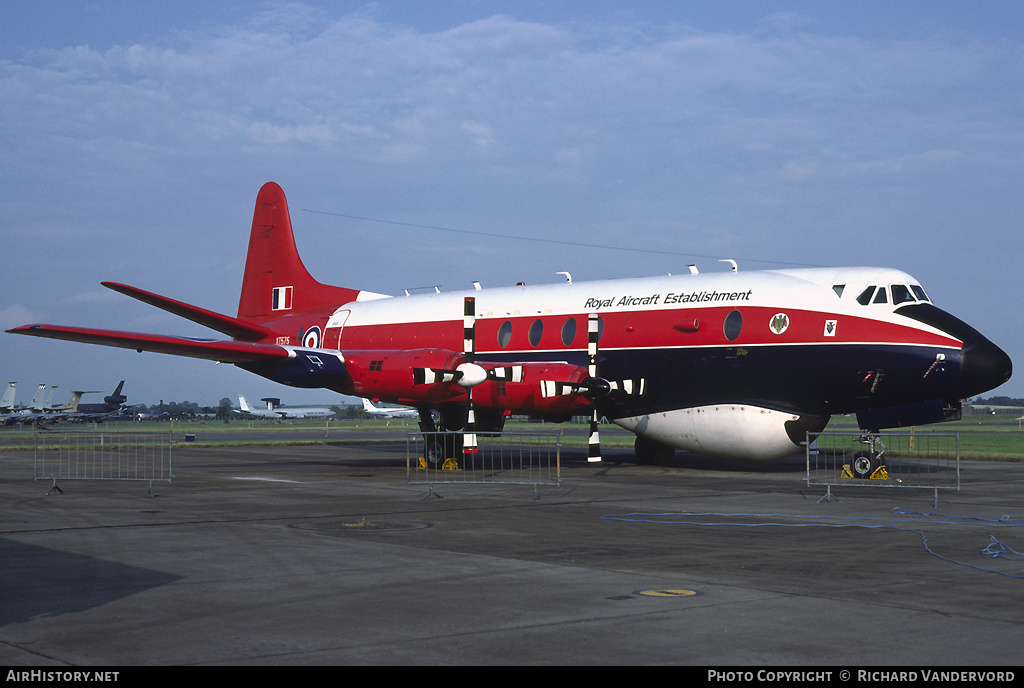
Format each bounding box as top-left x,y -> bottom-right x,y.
235,395 -> 284,419
0,382 -> 16,413
361,398 -> 419,418
57,381 -> 129,421
8,181 -> 1011,467
2,383 -> 57,425
264,397 -> 334,419
234,395 -> 334,420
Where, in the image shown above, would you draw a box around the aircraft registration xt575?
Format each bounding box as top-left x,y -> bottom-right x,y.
7,182 -> 1012,466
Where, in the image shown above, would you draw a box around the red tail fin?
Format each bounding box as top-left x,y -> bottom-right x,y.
237,182 -> 361,320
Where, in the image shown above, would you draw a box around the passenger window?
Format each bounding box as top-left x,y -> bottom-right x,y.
497,321 -> 512,348
873,287 -> 888,304
857,287 -> 876,306
560,318 -> 577,346
723,310 -> 743,341
528,319 -> 544,346
891,284 -> 915,305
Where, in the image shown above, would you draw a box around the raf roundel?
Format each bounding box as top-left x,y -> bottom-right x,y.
302,326 -> 322,348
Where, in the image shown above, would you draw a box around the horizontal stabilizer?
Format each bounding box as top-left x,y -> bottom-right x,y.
102,282 -> 271,342
6,324 -> 290,364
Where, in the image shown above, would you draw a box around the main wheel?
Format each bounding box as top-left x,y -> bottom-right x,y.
424,433 -> 461,469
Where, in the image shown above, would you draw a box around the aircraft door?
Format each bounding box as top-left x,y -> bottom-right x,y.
323,310 -> 350,350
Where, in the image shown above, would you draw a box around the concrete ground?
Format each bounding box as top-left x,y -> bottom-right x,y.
1,438 -> 1023,666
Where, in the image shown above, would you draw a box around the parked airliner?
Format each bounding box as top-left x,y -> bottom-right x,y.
7,182 -> 1010,466
362,398 -> 419,418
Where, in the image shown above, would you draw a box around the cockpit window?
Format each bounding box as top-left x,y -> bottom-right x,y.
890,284 -> 915,305
832,285 -> 845,298
857,286 -> 876,306
857,282 -> 930,307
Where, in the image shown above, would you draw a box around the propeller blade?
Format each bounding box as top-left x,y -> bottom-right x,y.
463,296 -> 478,454
588,312 -> 601,463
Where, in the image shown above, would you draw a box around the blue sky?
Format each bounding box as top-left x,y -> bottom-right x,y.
2,1 -> 1022,408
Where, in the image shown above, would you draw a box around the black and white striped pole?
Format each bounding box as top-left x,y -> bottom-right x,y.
588,312 -> 601,463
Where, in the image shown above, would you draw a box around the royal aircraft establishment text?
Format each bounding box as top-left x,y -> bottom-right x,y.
584,290 -> 753,311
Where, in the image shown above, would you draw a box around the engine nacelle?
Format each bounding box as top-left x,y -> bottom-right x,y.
615,405 -> 829,461
343,348 -> 466,401
472,362 -> 591,416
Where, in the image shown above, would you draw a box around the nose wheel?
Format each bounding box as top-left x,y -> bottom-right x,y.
851,434 -> 888,479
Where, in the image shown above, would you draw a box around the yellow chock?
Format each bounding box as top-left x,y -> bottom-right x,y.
839,464 -> 854,479
870,465 -> 890,480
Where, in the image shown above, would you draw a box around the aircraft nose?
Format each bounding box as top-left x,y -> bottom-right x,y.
961,335 -> 1013,398
897,303 -> 1012,398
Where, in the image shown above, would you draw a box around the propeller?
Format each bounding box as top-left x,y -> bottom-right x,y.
587,312 -> 602,462
462,296 -> 479,455
538,314 -> 645,462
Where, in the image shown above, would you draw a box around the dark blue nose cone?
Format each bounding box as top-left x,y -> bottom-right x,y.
896,304 -> 1012,398
961,334 -> 1013,398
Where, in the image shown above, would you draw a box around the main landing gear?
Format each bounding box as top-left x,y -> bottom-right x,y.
417,406 -> 461,469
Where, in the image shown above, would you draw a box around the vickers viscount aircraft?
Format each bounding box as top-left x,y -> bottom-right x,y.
7,182 -> 1011,467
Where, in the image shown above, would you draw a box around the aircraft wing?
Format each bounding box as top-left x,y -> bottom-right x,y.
6,324 -> 290,364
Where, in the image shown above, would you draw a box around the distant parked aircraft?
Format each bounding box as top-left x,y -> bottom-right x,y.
0,383 -> 16,413
361,398 -> 419,419
235,395 -> 334,419
57,381 -> 129,421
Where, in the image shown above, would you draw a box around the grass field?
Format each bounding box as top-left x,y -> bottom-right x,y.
3,413 -> 1022,460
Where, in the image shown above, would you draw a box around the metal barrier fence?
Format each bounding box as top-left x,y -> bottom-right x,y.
407,432 -> 561,493
34,429 -> 173,495
806,430 -> 959,504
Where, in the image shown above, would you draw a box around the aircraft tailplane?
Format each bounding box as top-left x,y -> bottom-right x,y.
237,182 -> 365,321
1,383 -> 15,411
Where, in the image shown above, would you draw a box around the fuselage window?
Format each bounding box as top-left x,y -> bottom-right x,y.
560,317 -> 577,347
528,319 -> 544,347
857,286 -> 876,306
873,287 -> 888,304
497,320 -> 512,348
891,284 -> 915,305
723,310 -> 743,341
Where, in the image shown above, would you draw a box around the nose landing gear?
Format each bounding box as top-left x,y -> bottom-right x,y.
849,434 -> 889,480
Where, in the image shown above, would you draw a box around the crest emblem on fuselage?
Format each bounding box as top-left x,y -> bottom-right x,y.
769,313 -> 790,335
